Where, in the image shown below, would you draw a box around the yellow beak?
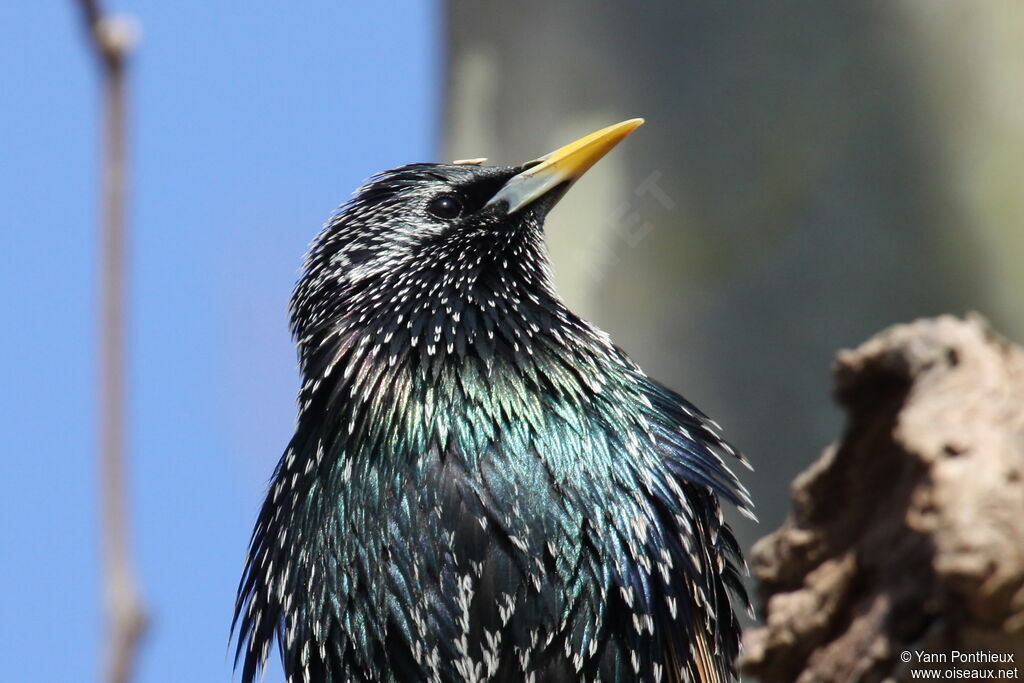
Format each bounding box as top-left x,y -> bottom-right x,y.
484,118 -> 644,214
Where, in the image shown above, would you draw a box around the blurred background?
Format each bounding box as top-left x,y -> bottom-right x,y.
2,1 -> 1022,681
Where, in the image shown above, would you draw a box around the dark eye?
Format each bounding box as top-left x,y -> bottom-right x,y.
427,194 -> 463,219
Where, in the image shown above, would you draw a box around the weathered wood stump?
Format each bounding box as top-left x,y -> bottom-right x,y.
742,315 -> 1024,682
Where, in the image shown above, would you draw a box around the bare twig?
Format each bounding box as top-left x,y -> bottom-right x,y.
72,2 -> 147,682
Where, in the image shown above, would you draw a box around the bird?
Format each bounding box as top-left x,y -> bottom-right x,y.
232,119 -> 754,683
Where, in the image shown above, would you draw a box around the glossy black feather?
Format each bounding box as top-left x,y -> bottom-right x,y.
233,162 -> 752,682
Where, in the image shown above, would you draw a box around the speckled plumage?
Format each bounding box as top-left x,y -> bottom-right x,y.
233,161 -> 753,683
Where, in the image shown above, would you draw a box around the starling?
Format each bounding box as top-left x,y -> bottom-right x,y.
233,119 -> 753,683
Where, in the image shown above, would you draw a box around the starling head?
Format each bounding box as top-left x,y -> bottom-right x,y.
290,119 -> 643,363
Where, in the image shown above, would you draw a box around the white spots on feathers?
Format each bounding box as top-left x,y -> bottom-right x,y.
234,163 -> 752,683
498,592 -> 516,626
454,573 -> 479,682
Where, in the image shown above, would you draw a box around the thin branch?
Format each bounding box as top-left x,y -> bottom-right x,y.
72,2 -> 147,683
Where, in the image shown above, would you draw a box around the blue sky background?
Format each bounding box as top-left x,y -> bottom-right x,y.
1,2 -> 439,681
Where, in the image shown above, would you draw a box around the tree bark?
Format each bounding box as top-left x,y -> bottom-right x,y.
742,315 -> 1024,682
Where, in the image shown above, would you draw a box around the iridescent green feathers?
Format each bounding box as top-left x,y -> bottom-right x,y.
233,163 -> 752,683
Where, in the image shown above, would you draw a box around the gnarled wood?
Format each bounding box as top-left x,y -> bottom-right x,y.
743,315 -> 1024,682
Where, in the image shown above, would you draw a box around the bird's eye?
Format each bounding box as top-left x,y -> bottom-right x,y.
427,194 -> 463,219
